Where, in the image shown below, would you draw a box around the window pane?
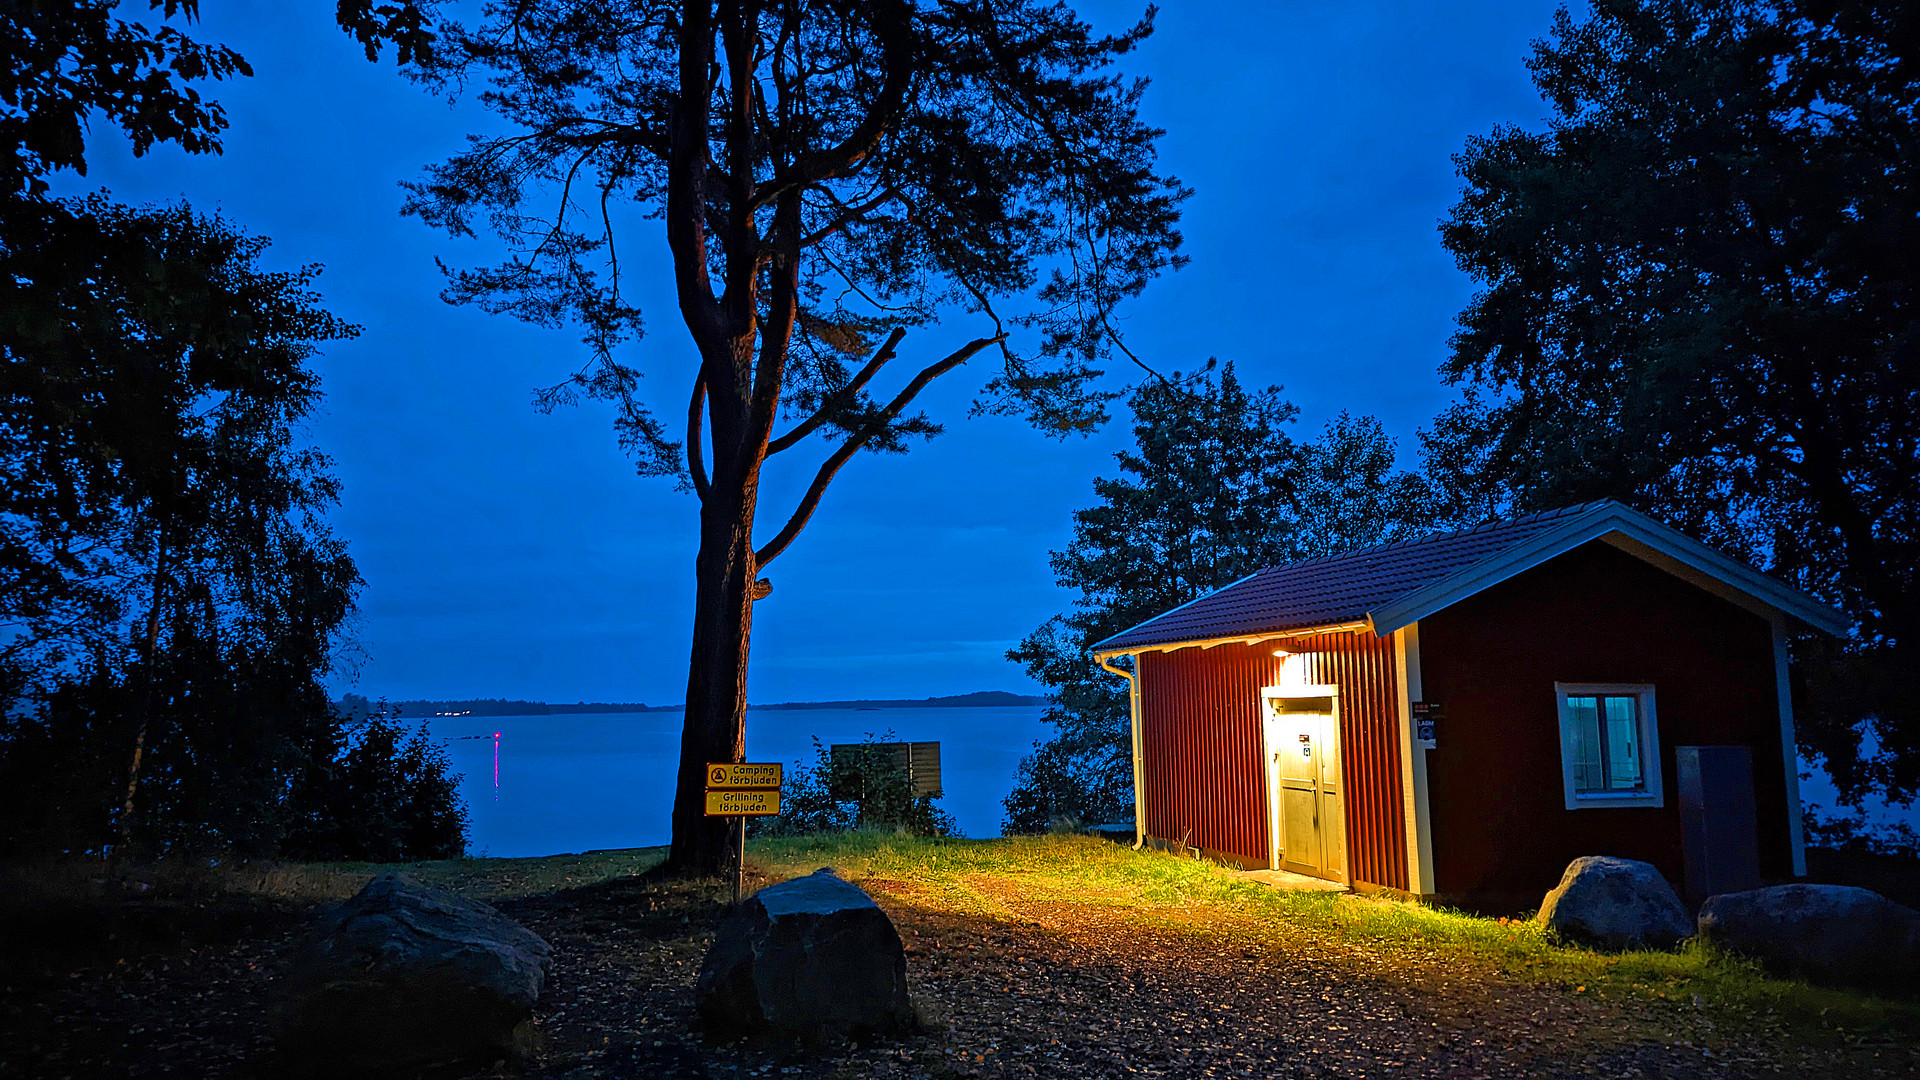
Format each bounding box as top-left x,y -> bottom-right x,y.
1603,695 -> 1641,791
1567,696 -> 1604,793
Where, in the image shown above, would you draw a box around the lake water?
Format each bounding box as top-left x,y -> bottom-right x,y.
428,705 -> 1919,858
427,706 -> 1052,858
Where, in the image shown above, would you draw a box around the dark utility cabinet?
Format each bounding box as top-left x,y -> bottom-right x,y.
1676,745 -> 1762,904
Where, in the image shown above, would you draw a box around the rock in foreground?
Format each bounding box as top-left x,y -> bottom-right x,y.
696,867 -> 912,1039
1535,856 -> 1692,950
276,873 -> 552,1075
1697,883 -> 1920,990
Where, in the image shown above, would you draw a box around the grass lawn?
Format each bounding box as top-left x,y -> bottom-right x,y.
751,832 -> 1919,1037
5,832 -> 1916,1078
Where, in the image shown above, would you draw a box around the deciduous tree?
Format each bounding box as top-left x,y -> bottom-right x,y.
403,1 -> 1189,872
1431,0 -> 1920,806
0,0 -> 462,856
1005,366 -> 1428,832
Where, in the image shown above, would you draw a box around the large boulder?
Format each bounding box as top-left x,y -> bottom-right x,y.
1697,883 -> 1920,990
1535,856 -> 1693,950
276,873 -> 553,1075
696,867 -> 912,1040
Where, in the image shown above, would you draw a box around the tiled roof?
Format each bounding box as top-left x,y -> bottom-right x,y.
1091,501 -> 1617,653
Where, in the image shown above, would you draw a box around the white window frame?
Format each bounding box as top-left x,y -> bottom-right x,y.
1554,682 -> 1662,810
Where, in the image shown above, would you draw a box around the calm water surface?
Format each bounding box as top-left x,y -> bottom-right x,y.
427,706 -> 1051,857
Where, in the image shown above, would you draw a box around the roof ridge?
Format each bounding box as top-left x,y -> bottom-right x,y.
1246,499 -> 1619,578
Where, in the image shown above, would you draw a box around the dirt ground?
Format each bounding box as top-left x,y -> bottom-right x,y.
4,864 -> 1915,1080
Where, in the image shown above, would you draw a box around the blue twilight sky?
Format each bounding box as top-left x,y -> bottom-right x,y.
61,2 -> 1573,705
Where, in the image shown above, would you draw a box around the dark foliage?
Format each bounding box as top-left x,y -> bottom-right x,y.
1004,366 -> 1429,833
281,714 -> 468,862
0,677 -> 467,862
756,735 -> 956,838
0,200 -> 465,860
334,0 -> 439,65
1,195 -> 351,672
0,3 -> 468,860
0,0 -> 437,195
0,1 -> 249,196
1430,0 -> 1920,806
405,0 -> 1189,453
1803,802 -> 1920,861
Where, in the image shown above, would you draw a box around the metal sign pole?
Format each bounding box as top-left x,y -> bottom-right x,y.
734,815 -> 745,905
704,761 -> 780,908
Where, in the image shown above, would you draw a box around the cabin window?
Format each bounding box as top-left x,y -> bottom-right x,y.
1553,683 -> 1662,809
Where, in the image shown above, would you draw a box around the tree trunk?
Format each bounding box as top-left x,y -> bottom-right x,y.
664,359 -> 765,875
116,535 -> 169,858
664,500 -> 757,873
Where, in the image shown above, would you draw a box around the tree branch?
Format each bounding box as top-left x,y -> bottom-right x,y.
766,326 -> 906,454
745,191 -> 803,456
800,185 -> 901,247
755,333 -> 1004,567
668,0 -> 724,341
719,0 -> 762,331
748,0 -> 913,210
687,374 -> 710,501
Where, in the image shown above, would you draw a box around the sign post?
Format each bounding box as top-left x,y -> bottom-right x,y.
704,762 -> 783,905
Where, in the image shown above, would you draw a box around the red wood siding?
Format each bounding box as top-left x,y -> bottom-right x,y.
1419,541 -> 1792,900
1140,646 -> 1275,866
1294,632 -> 1409,891
1137,634 -> 1409,889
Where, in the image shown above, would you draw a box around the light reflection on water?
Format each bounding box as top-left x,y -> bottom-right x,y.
426,706 -> 1051,858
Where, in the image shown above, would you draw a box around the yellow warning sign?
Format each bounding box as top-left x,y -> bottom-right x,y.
704,788 -> 781,816
706,762 -> 782,790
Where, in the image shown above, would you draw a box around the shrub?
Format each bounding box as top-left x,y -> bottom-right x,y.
1805,802 -> 1920,859
0,677 -> 467,862
755,734 -> 956,839
280,713 -> 468,862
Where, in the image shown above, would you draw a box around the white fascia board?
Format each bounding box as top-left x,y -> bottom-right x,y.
1368,503 -> 1849,638
1090,620 -> 1374,662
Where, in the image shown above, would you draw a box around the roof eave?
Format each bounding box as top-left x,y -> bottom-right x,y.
1090,618 -> 1375,661
1085,566 -> 1271,655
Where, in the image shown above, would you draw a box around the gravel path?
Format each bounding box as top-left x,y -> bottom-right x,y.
504,872 -> 1918,1080
3,869 -> 1914,1079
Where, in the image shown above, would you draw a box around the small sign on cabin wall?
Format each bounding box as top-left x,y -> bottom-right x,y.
1412,702 -> 1443,749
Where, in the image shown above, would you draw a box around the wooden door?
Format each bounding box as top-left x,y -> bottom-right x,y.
1266,696 -> 1345,882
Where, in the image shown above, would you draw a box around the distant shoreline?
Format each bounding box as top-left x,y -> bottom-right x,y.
340,690 -> 1045,719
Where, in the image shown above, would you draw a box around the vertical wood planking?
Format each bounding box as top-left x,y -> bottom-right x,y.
1137,632 -> 1408,889
1140,646 -> 1275,865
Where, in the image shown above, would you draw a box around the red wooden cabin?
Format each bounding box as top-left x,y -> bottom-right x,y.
1090,501 -> 1846,904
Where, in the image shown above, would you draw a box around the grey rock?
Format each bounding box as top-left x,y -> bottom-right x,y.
1535,856 -> 1693,950
696,867 -> 912,1039
276,873 -> 553,1074
1697,883 -> 1920,990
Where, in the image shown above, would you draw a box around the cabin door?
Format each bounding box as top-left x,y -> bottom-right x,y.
1264,695 -> 1346,882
